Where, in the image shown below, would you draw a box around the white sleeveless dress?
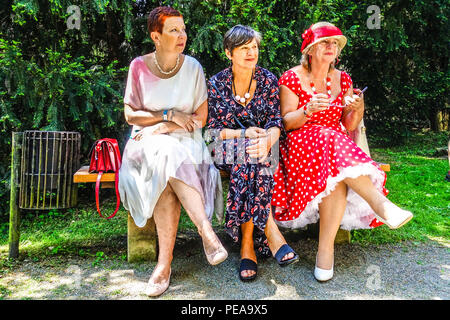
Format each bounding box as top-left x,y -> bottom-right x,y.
119,55 -> 223,228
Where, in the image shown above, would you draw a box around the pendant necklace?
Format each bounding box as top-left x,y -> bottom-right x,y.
232,69 -> 254,104
310,75 -> 332,98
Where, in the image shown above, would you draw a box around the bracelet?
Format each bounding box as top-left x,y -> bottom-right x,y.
130,129 -> 140,140
303,107 -> 312,118
162,110 -> 168,122
241,128 -> 246,138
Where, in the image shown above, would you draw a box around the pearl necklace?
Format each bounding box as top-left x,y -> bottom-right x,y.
154,52 -> 180,75
232,69 -> 254,104
310,75 -> 332,97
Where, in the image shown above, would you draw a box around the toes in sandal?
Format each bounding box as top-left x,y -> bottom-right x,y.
274,244 -> 299,267
239,258 -> 257,282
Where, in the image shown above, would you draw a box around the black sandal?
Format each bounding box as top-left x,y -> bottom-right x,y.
274,244 -> 299,267
239,258 -> 257,282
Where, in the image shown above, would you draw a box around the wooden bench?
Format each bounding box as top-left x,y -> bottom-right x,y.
71,120 -> 389,259
73,166 -> 157,263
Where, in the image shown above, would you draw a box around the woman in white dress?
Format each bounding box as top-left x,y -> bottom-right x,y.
119,6 -> 227,297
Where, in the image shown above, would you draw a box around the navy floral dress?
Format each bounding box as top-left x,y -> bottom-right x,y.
207,65 -> 283,258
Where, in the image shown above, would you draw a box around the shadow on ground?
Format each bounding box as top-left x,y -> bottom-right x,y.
1,229 -> 448,300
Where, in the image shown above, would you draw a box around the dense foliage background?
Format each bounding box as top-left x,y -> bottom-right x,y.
0,0 -> 449,218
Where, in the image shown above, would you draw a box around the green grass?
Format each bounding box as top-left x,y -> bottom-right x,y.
0,187 -> 222,262
0,204 -> 129,260
0,130 -> 448,261
352,130 -> 449,245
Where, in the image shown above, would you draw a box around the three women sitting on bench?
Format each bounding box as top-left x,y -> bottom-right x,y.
119,6 -> 413,297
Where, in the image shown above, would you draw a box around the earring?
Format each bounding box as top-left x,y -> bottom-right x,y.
335,57 -> 340,65
308,55 -> 312,65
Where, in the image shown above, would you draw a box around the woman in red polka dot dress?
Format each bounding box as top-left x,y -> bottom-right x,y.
271,22 -> 414,282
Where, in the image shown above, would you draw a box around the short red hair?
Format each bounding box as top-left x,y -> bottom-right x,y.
147,6 -> 182,35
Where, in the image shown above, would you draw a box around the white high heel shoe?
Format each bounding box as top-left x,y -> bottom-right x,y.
145,269 -> 171,297
374,206 -> 413,229
314,255 -> 333,282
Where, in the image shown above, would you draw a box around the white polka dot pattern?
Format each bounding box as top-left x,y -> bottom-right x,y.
271,70 -> 388,229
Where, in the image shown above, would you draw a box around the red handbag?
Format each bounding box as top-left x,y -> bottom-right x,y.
88,138 -> 122,219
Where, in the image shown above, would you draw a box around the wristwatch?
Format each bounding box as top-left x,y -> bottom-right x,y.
162,110 -> 168,122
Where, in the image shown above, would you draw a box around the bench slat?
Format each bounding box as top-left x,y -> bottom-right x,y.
73,166 -> 116,183
75,162 -> 390,184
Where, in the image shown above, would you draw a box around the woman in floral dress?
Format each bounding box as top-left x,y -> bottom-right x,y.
207,25 -> 298,282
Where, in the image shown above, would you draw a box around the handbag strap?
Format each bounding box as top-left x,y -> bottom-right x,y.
109,140 -> 122,168
95,171 -> 121,219
94,139 -> 121,219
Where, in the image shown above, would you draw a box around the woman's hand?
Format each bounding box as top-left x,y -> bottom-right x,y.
191,112 -> 204,130
246,132 -> 272,163
341,88 -> 365,131
133,123 -> 169,141
245,127 -> 267,139
304,93 -> 330,116
344,90 -> 364,113
171,110 -> 197,132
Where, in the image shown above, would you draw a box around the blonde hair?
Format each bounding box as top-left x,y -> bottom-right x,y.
300,22 -> 342,72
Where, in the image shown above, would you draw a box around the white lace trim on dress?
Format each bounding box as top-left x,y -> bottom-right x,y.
275,162 -> 385,230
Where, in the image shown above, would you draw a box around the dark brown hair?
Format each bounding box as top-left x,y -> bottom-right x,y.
223,25 -> 261,55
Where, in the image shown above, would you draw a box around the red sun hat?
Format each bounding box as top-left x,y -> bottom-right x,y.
301,24 -> 347,54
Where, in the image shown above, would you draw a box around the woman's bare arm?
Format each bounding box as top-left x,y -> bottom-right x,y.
124,104 -> 165,127
341,86 -> 364,132
192,99 -> 208,128
280,85 -> 308,132
125,103 -> 199,132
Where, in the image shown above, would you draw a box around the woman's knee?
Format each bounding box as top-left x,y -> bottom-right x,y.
155,183 -> 180,213
334,180 -> 348,195
162,182 -> 178,199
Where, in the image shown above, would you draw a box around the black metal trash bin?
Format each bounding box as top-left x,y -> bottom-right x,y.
19,130 -> 80,209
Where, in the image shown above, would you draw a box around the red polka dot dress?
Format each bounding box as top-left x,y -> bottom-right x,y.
271,70 -> 387,230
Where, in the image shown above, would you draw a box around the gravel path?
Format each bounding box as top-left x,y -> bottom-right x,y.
1,231 -> 449,300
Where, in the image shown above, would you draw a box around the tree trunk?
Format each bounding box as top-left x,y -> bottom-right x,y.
429,109 -> 441,132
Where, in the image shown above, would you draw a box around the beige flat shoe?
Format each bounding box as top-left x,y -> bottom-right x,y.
145,269 -> 171,297
205,244 -> 228,266
199,224 -> 228,265
202,234 -> 228,265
